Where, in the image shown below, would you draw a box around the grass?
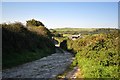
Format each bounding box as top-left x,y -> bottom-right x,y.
53,28 -> 97,35
3,48 -> 53,69
54,37 -> 68,46
63,34 -> 72,37
54,28 -> 96,32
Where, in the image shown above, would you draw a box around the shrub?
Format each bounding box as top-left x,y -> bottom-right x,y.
2,21 -> 55,69
26,19 -> 45,27
68,29 -> 119,78
60,40 -> 67,50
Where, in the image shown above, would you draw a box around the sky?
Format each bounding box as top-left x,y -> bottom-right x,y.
2,2 -> 118,29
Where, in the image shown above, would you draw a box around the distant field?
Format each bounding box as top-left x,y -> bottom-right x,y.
54,28 -> 97,32
50,28 -> 97,35
51,28 -> 118,35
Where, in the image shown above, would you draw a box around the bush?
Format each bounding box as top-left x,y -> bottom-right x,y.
60,40 -> 67,50
54,33 -> 63,37
26,19 -> 45,27
68,29 -> 119,78
2,21 -> 55,69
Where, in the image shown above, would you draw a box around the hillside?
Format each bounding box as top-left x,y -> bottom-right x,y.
2,20 -> 56,69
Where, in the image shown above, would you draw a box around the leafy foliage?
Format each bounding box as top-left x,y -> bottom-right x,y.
26,19 -> 45,27
54,28 -> 119,78
68,29 -> 119,78
2,21 -> 55,69
28,26 -> 52,38
60,40 -> 67,50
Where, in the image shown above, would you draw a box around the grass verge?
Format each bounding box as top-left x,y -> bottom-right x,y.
2,48 -> 54,69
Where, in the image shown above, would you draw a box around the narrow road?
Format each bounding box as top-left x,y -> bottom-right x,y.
2,49 -> 73,78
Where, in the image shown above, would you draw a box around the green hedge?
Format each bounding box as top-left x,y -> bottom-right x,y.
2,22 -> 55,69
67,29 -> 119,78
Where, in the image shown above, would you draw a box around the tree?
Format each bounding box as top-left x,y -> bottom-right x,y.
60,40 -> 67,50
26,19 -> 45,27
